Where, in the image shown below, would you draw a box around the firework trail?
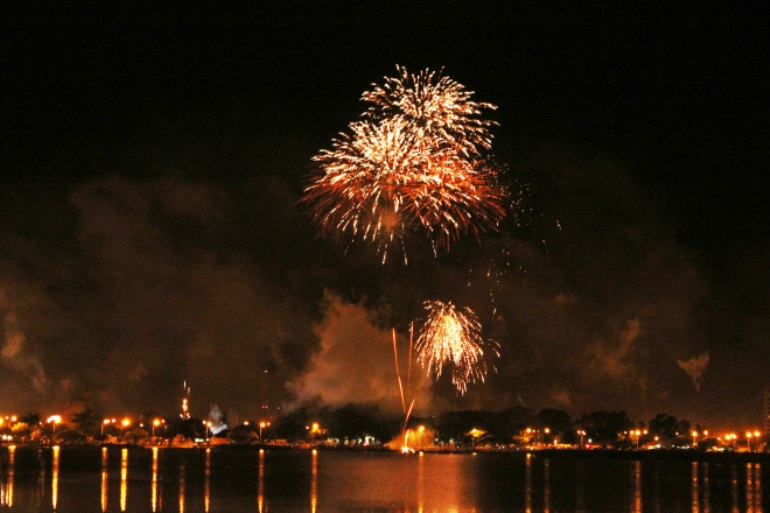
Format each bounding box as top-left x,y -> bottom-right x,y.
392,326 -> 417,451
303,65 -> 507,263
415,300 -> 499,395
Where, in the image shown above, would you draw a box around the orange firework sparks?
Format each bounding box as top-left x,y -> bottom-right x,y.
415,300 -> 499,395
302,66 -> 507,263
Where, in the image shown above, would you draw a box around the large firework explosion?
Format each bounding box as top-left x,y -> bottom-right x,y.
415,300 -> 500,395
302,65 -> 507,263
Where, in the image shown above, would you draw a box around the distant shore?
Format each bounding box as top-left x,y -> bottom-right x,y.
4,442 -> 769,464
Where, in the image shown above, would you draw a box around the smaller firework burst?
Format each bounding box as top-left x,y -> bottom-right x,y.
415,300 -> 499,395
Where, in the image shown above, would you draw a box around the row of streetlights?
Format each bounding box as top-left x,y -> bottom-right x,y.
241,420 -> 271,442
524,427 -> 553,446
723,430 -> 763,451
4,414 -> 268,443
101,417 -> 167,439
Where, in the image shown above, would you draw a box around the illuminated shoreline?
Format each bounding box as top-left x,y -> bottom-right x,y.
3,443 -> 768,463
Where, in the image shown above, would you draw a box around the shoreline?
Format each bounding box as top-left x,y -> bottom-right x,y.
3,442 -> 769,463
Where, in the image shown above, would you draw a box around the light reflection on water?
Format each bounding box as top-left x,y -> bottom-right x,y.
257,449 -> 264,513
51,446 -> 59,511
631,460 -> 641,513
204,448 -> 210,513
152,447 -> 159,512
120,448 -> 128,512
178,458 -> 186,513
0,446 -> 768,512
692,461 -> 700,513
748,462 -> 763,513
0,445 -> 14,507
101,446 -> 108,511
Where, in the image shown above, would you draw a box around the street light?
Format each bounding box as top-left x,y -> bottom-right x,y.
308,422 -> 321,445
577,429 -> 586,449
121,418 -> 131,442
259,421 -> 270,443
101,418 -> 112,436
47,415 -> 62,443
152,419 -> 161,438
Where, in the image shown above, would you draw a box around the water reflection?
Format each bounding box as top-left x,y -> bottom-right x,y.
747,462 -> 762,513
417,451 -> 425,513
51,445 -> 59,511
37,447 -> 46,504
703,462 -> 710,513
632,460 -> 641,513
0,445 -> 14,507
311,449 -> 318,513
257,449 -> 265,513
152,447 -> 160,512
649,462 -> 660,513
204,448 -> 211,513
575,459 -> 585,513
2,446 -> 770,512
179,460 -> 186,513
543,458 -> 551,513
692,461 -> 699,513
754,463 -> 763,513
121,448 -> 128,512
101,447 -> 108,512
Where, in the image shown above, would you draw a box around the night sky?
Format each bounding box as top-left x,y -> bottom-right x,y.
2,5 -> 768,428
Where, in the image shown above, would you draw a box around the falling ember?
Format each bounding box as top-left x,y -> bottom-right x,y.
302,65 -> 507,263
415,300 -> 499,395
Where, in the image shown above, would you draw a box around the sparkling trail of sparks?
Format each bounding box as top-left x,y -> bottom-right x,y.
303,66 -> 507,263
465,177 -> 561,318
415,300 -> 499,395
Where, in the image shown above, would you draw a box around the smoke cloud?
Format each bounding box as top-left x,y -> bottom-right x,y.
1,291 -> 48,393
677,352 -> 710,392
0,146 -> 767,429
287,291 -> 431,414
1,175 -> 319,419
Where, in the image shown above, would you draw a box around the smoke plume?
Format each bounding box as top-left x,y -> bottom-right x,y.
677,352 -> 710,392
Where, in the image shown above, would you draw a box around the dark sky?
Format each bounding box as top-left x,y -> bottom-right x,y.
1,5 -> 768,429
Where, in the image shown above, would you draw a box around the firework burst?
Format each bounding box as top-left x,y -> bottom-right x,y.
415,300 -> 499,395
361,66 -> 497,156
302,66 -> 507,263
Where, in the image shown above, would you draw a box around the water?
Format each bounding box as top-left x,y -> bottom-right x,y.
0,445 -> 766,512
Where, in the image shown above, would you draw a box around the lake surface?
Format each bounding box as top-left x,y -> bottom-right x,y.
0,445 -> 766,512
